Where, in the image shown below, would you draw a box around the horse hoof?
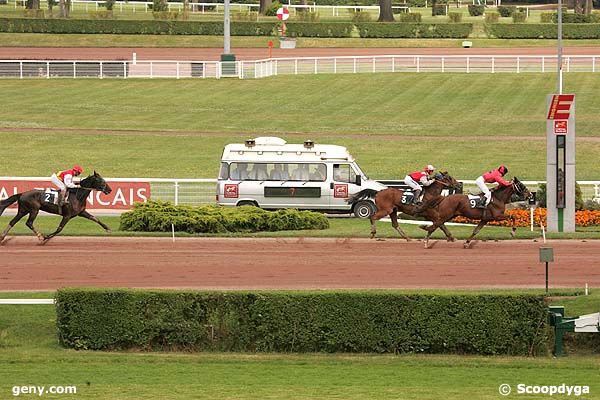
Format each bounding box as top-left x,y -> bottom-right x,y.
447,237 -> 456,242
463,242 -> 471,249
419,225 -> 428,231
106,229 -> 112,234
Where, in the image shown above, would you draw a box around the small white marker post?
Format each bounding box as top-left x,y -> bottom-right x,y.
133,52 -> 137,65
171,224 -> 175,243
585,283 -> 589,296
541,223 -> 547,244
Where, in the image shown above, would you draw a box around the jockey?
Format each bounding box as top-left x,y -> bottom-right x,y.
51,166 -> 83,208
475,165 -> 511,208
404,165 -> 436,204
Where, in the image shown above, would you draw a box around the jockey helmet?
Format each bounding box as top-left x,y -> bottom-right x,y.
498,165 -> 508,175
72,165 -> 83,174
426,165 -> 436,173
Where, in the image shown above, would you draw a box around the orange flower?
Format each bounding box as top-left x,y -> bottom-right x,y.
451,208 -> 600,227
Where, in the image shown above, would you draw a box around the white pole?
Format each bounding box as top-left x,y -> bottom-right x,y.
530,206 -> 534,231
585,283 -> 589,295
171,224 -> 175,242
541,223 -> 546,243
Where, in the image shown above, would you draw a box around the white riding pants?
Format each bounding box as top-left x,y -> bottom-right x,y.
475,176 -> 492,205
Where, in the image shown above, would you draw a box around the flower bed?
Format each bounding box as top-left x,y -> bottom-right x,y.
452,208 -> 600,227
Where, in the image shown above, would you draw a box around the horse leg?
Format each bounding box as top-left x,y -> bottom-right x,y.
24,209 -> 45,242
0,210 -> 28,244
42,215 -> 72,243
464,221 -> 488,249
509,215 -> 517,238
439,223 -> 456,242
369,208 -> 392,239
390,210 -> 410,241
78,210 -> 111,233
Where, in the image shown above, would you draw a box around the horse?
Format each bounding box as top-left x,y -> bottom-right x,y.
422,177 -> 531,249
0,171 -> 112,244
348,171 -> 461,241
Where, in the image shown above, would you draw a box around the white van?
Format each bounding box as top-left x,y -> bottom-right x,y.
216,137 -> 386,217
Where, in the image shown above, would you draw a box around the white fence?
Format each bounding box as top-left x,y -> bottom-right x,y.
2,55 -> 600,80
2,177 -> 600,208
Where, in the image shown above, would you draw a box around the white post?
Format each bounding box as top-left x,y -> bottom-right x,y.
150,61 -> 153,78
441,57 -> 445,73
517,56 -> 520,73
392,57 -> 395,73
594,56 -> 596,73
314,58 -> 317,74
73,61 -> 76,78
467,56 -> 470,73
99,61 -> 103,79
133,52 -> 137,65
492,57 -> 495,73
275,59 -> 278,76
417,56 -> 420,73
334,58 -> 337,74
174,181 -> 179,205
176,62 -> 180,79
567,56 -> 570,72
530,206 -> 534,231
353,58 -> 356,73
542,56 -> 545,73
123,62 -> 127,79
46,62 -> 49,79
295,59 -> 298,75
372,57 -> 375,73
19,61 -> 23,79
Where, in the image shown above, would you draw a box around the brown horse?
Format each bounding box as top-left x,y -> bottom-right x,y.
422,177 -> 530,249
0,171 -> 112,244
348,172 -> 461,241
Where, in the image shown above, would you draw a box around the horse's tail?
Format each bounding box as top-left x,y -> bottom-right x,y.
346,189 -> 379,204
0,194 -> 21,216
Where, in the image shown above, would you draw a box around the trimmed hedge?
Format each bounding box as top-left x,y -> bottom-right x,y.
487,23 -> 600,39
55,289 -> 549,355
119,201 -> 329,233
0,18 -> 277,35
356,22 -> 472,38
285,22 -> 353,37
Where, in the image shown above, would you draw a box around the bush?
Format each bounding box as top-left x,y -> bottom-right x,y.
448,11 -> 462,23
486,23 -> 600,39
356,22 -> 472,38
119,201 -> 329,233
285,22 -> 353,37
23,9 -> 45,18
88,10 -> 114,19
264,1 -> 281,16
350,10 -> 371,23
0,18 -> 278,35
152,0 -> 168,12
432,4 -> 447,16
549,12 -> 600,23
512,11 -> 526,23
56,289 -> 549,355
540,12 -> 553,23
152,11 -> 179,20
497,5 -> 516,17
485,12 -> 499,23
468,4 -> 484,16
295,10 -> 319,22
232,11 -> 258,21
398,12 -> 421,22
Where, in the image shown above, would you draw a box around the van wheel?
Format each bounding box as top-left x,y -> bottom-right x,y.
353,201 -> 375,218
237,201 -> 258,207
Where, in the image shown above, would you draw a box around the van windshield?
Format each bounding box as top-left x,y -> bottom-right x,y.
352,162 -> 368,180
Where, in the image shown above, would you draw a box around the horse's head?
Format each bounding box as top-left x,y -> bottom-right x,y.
511,177 -> 531,200
80,171 -> 112,195
435,171 -> 462,192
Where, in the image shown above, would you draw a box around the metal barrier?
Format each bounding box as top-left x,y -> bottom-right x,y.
2,56 -> 598,80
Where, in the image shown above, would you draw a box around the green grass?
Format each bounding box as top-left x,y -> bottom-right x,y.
1,75 -> 600,179
0,291 -> 599,399
2,215 -> 600,240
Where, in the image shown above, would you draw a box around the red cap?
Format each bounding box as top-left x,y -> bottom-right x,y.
73,165 -> 83,174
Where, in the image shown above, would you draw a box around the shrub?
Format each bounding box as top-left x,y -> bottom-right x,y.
512,11 -> 526,23
88,10 -> 114,19
497,5 -> 515,17
485,24 -> 600,39
23,9 -> 45,18
398,12 -> 421,22
485,12 -> 499,23
453,208 -> 600,227
356,22 -> 472,38
119,201 -> 330,233
285,22 -> 353,37
264,1 -> 281,16
350,10 -> 371,23
295,10 -> 319,22
540,12 -> 553,23
153,11 -> 179,20
152,0 -> 168,12
448,11 -> 462,23
56,289 -> 549,355
432,4 -> 447,16
232,11 -> 258,21
468,4 -> 484,16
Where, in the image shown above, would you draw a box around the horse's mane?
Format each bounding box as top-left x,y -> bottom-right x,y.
75,175 -> 96,202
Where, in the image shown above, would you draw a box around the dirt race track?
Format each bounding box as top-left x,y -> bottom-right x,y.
0,237 -> 599,291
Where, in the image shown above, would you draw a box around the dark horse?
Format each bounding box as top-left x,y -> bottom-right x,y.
0,171 -> 112,244
422,177 -> 530,249
348,172 -> 461,241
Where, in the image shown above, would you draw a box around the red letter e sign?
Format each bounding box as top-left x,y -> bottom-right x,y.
547,94 -> 574,120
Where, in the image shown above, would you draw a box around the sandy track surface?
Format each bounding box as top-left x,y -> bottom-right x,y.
1,237 -> 598,290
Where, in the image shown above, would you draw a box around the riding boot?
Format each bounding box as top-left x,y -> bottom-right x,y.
413,189 -> 422,205
57,191 -> 65,215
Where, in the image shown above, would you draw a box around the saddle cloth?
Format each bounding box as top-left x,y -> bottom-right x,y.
468,194 -> 483,208
401,191 -> 415,205
42,188 -> 59,205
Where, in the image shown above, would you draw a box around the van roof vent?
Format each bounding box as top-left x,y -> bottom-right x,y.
254,137 -> 287,146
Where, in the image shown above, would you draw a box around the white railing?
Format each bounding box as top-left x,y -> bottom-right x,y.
2,56 -> 598,80
2,177 -> 600,207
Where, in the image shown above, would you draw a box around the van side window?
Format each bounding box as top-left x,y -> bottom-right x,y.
309,164 -> 326,182
269,163 -> 290,180
248,163 -> 269,181
230,162 -> 249,180
219,162 -> 229,180
333,164 -> 356,183
291,164 -> 310,181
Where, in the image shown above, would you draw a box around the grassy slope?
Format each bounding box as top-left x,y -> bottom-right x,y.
1,74 -> 600,180
0,292 -> 598,399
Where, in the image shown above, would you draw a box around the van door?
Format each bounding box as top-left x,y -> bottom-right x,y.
262,163 -> 330,210
328,163 -> 360,211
